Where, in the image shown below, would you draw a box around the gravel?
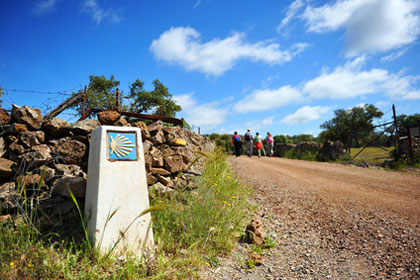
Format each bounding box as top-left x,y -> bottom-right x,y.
201,157 -> 420,279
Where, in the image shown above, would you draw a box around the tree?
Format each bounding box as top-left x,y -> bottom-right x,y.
397,114 -> 420,136
0,85 -> 3,107
273,135 -> 292,144
290,134 -> 317,144
129,79 -> 181,117
320,104 -> 383,153
73,74 -> 121,115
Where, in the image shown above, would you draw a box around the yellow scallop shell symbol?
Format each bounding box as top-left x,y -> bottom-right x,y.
110,134 -> 135,158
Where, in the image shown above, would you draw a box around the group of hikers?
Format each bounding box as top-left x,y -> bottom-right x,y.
232,129 -> 274,157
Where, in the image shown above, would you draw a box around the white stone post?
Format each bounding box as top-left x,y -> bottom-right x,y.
85,125 -> 154,258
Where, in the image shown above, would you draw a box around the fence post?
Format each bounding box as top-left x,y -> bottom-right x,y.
392,104 -> 399,156
408,128 -> 414,160
116,88 -> 121,111
81,85 -> 87,116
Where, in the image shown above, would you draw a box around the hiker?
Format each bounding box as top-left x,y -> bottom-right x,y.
232,131 -> 242,157
266,132 -> 274,157
255,132 -> 263,157
244,129 -> 253,157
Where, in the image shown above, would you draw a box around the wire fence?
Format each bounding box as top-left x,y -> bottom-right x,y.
1,85 -> 83,122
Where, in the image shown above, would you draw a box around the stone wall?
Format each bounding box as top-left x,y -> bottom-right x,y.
0,106 -> 214,231
399,137 -> 420,159
273,141 -> 345,161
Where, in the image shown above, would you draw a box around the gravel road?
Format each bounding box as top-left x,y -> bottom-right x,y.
202,157 -> 420,279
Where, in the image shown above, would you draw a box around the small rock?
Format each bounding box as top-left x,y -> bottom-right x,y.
54,163 -> 84,177
0,158 -> 17,178
19,131 -> 45,148
97,110 -> 121,125
158,175 -> 171,185
7,123 -> 28,134
164,154 -> 184,173
69,119 -> 100,135
147,173 -> 158,185
114,117 -> 130,127
248,252 -> 264,266
0,108 -> 11,125
52,175 -> 86,198
11,104 -> 43,130
150,167 -> 171,176
0,137 -> 6,157
170,138 -> 187,147
149,182 -> 173,194
0,214 -> 12,223
134,121 -> 151,140
53,138 -> 87,164
142,140 -> 153,153
42,117 -> 69,138
152,130 -> 165,145
245,218 -> 265,245
9,140 -> 26,154
147,120 -> 163,133
0,182 -> 16,209
21,144 -> 52,165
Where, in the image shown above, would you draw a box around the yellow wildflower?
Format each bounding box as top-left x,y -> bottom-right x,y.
27,263 -> 32,267
10,262 -> 15,267
206,262 -> 210,267
232,195 -> 237,199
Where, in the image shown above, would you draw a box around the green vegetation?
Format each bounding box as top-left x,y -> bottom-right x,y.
397,113 -> 420,137
350,147 -> 393,161
208,133 -> 234,153
282,149 -> 318,161
0,149 -> 252,279
320,104 -> 384,154
128,79 -> 181,118
73,74 -> 181,118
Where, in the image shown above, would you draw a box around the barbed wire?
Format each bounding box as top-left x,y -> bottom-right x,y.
1,85 -> 84,111
2,85 -> 83,96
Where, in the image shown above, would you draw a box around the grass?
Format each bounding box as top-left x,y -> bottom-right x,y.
0,148 -> 252,279
282,150 -> 317,161
350,146 -> 393,161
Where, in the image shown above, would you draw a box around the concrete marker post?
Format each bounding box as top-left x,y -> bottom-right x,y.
85,125 -> 154,258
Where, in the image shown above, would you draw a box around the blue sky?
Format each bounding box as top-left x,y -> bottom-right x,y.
1,0 -> 420,136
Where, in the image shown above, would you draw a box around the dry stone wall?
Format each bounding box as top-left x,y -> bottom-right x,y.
0,106 -> 214,231
273,141 -> 346,161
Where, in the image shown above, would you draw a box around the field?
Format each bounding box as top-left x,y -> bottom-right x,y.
350,146 -> 392,162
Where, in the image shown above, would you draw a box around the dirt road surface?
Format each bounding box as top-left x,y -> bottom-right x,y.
203,156 -> 420,279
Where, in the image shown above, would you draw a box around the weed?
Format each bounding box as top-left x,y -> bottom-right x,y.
0,148 -> 252,279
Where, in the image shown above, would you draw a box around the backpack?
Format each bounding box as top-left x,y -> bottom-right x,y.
244,133 -> 250,141
268,136 -> 273,144
234,135 -> 241,144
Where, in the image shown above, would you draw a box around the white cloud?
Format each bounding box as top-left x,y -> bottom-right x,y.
246,117 -> 275,132
33,0 -> 59,15
303,57 -> 420,100
193,0 -> 210,8
302,0 -> 420,56
173,93 -> 196,109
380,48 -> 409,62
150,26 -> 308,76
233,86 -> 302,113
376,100 -> 391,107
277,0 -> 305,33
173,93 -> 228,130
280,106 -> 330,125
186,104 -> 228,129
82,0 -> 123,25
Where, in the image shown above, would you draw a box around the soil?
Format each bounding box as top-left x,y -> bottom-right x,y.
202,156 -> 420,279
